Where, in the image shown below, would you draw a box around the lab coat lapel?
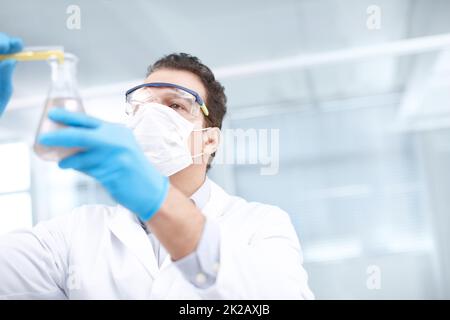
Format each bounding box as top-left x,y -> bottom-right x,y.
109,206 -> 160,279
202,179 -> 229,219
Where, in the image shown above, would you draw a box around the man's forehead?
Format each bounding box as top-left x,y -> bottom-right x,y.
145,69 -> 207,103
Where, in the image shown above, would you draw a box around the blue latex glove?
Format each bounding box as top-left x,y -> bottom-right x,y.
0,33 -> 23,115
38,109 -> 170,221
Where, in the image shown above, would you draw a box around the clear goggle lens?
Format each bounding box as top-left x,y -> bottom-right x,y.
126,86 -> 200,119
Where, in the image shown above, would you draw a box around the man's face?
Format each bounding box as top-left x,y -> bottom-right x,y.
144,68 -> 213,165
145,68 -> 207,128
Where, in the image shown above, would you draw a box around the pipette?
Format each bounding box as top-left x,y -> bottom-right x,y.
0,46 -> 65,63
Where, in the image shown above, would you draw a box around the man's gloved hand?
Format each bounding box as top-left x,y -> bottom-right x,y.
0,33 -> 23,115
38,108 -> 169,221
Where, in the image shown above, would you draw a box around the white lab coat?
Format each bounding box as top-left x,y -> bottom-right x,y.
0,179 -> 314,299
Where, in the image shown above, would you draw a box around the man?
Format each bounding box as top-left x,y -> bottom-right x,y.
0,33 -> 314,299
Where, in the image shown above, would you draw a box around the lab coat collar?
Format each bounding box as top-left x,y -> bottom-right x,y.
201,178 -> 230,220
190,177 -> 211,210
137,177 -> 212,234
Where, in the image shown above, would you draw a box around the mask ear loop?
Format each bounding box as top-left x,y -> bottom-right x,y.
191,127 -> 211,161
192,127 -> 210,133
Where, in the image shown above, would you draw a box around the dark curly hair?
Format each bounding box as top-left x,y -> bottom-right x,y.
147,53 -> 227,169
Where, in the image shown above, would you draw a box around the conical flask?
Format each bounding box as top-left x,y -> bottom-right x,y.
33,53 -> 85,161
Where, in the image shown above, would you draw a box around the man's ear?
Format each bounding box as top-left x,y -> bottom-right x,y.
203,127 -> 221,155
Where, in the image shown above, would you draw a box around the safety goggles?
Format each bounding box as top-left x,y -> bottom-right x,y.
125,82 -> 209,120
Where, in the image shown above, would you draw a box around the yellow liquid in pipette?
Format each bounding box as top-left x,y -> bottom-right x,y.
0,49 -> 64,63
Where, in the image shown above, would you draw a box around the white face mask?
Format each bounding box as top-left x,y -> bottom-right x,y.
126,102 -> 205,176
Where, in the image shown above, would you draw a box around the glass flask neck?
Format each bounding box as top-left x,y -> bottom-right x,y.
47,53 -> 79,97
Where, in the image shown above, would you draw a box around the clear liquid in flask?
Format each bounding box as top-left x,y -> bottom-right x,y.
33,53 -> 85,161
33,97 -> 85,161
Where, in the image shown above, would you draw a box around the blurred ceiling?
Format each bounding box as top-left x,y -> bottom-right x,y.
0,0 -> 449,116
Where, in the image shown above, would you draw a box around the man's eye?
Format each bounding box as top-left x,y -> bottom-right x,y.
169,103 -> 189,112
